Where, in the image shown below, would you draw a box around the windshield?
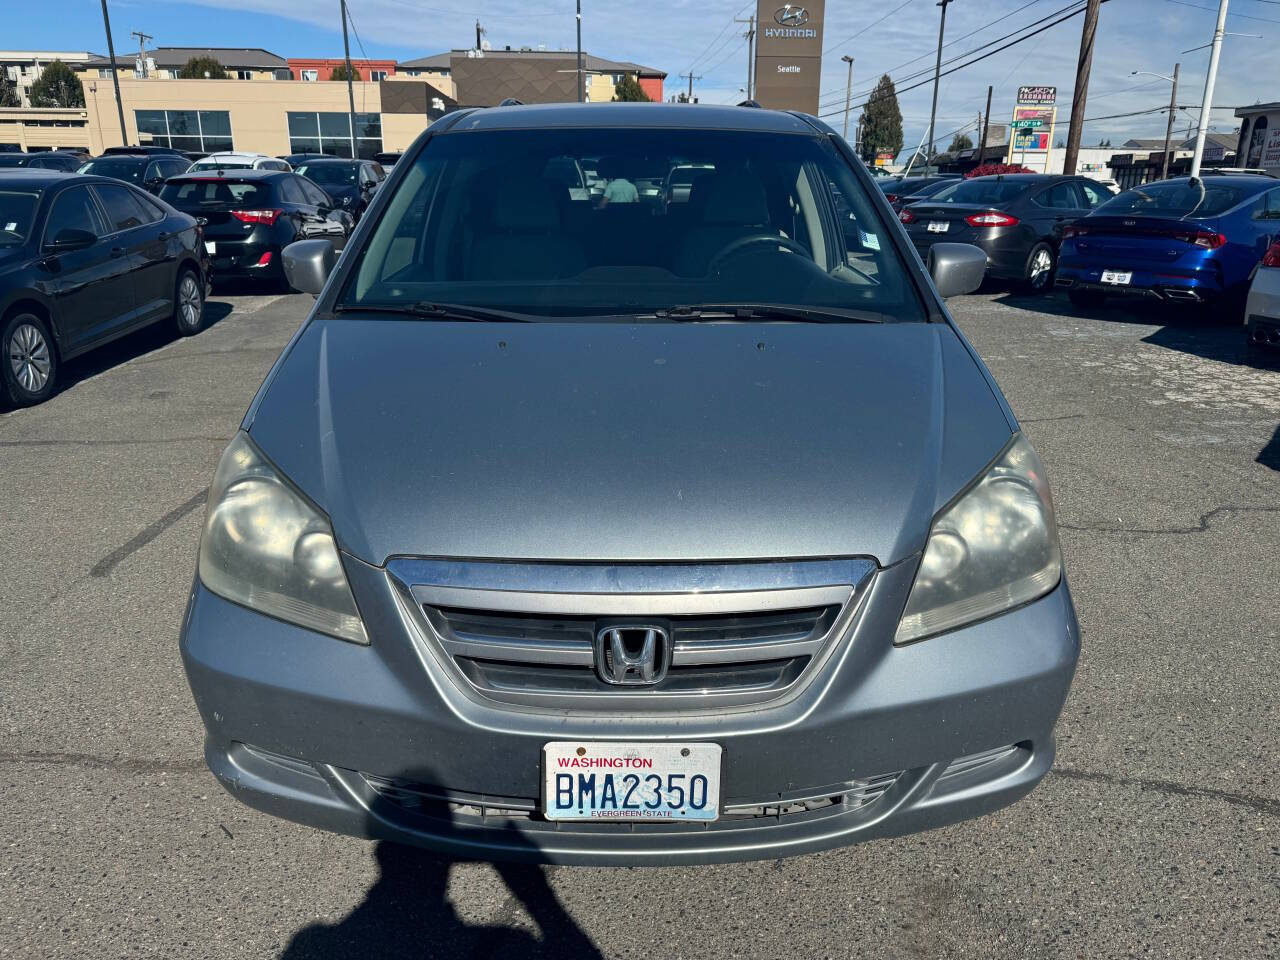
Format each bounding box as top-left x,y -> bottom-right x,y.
297,163 -> 357,186
0,191 -> 40,247
930,178 -> 1034,204
1096,181 -> 1246,219
342,128 -> 923,321
908,179 -> 958,199
78,157 -> 144,183
193,160 -> 253,170
0,155 -> 35,167
160,179 -> 274,209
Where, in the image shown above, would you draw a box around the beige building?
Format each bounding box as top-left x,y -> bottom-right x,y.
398,48 -> 665,104
2,50 -> 99,107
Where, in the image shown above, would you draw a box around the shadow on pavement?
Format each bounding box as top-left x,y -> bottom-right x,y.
48,299 -> 235,400
1258,424 -> 1280,472
991,289 -> 1280,372
280,771 -> 602,960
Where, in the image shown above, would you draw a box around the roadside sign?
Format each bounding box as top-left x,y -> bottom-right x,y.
1011,119 -> 1043,129
1017,85 -> 1056,105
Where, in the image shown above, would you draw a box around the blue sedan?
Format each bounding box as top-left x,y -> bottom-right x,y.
1056,174 -> 1280,310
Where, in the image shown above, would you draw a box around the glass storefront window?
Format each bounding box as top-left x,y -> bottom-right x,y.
132,109 -> 233,152
287,112 -> 382,160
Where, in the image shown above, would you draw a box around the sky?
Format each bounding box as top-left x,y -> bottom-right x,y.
15,0 -> 1280,151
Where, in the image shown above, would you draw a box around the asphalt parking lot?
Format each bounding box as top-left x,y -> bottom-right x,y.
2,287 -> 1277,959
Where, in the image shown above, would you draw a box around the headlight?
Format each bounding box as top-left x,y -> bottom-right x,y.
198,432 -> 368,644
895,433 -> 1061,644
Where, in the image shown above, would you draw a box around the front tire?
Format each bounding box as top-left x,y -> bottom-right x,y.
1023,242 -> 1056,294
173,268 -> 205,336
2,311 -> 58,407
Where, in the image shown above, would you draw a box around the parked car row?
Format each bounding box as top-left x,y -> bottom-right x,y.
895,170 -> 1280,351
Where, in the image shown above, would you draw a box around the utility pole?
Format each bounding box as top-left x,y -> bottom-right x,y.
927,0 -> 953,166
856,113 -> 864,156
680,72 -> 701,103
1061,0 -> 1102,175
576,0 -> 584,102
340,0 -> 357,158
476,19 -> 483,50
735,15 -> 756,100
980,84 -> 992,161
130,30 -> 152,78
99,0 -> 128,146
841,55 -> 854,140
1190,0 -> 1228,179
1161,63 -> 1180,179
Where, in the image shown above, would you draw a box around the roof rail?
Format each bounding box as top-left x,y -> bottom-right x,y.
737,99 -> 762,108
498,97 -> 524,107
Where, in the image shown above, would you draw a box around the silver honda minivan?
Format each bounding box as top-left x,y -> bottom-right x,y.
180,103 -> 1079,865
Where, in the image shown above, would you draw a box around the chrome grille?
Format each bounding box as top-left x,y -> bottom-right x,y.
387,558 -> 876,712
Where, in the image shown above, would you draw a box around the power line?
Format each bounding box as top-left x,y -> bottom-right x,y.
689,1 -> 755,71
822,0 -> 919,57
1161,0 -> 1280,23
818,0 -> 1099,120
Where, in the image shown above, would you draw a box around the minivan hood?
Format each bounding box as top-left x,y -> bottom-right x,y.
247,317 -> 1013,566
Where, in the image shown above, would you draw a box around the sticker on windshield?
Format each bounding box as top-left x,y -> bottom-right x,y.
3,223 -> 15,232
860,231 -> 881,251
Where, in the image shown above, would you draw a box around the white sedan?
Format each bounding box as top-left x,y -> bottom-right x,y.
1246,239 -> 1280,352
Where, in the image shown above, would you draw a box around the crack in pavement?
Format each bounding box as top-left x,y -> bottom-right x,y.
1019,413 -> 1088,423
90,488 -> 210,578
1058,504 -> 1280,536
0,750 -> 206,774
1052,766 -> 1280,818
0,436 -> 227,448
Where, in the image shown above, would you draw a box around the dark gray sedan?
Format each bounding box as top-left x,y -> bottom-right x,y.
179,103 -> 1078,865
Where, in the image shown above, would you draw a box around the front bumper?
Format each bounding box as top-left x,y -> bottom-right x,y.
180,556 -> 1080,866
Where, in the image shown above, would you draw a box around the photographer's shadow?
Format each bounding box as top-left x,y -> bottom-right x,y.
280,773 -> 602,960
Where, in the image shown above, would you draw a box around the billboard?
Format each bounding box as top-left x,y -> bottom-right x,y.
754,0 -> 826,114
1008,85 -> 1057,172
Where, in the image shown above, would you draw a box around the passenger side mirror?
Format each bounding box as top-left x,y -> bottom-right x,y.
282,238 -> 337,296
47,228 -> 97,252
927,243 -> 987,299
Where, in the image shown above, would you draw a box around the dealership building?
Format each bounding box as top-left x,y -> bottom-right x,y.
0,44 -> 665,157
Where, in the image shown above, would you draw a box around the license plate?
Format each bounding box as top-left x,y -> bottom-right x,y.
543,742 -> 722,822
204,241 -> 216,254
927,221 -> 949,233
1101,269 -> 1131,285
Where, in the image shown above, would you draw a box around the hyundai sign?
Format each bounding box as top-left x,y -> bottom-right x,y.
754,0 -> 826,113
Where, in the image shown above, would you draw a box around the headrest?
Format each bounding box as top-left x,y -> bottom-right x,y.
491,177 -> 562,231
699,171 -> 769,226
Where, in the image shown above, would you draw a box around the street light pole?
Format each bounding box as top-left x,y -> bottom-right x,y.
339,0 -> 357,158
576,0 -> 584,103
99,0 -> 129,147
841,55 -> 854,141
927,0 -> 953,167
1190,0 -> 1228,179
1134,67 -> 1180,180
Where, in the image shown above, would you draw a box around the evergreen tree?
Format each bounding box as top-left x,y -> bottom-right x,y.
612,74 -> 650,102
860,75 -> 903,163
0,75 -> 20,108
29,60 -> 84,108
948,133 -> 973,152
177,56 -> 228,79
330,63 -> 357,82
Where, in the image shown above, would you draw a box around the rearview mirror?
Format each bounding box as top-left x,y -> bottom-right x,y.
282,238 -> 337,296
927,243 -> 987,299
47,228 -> 97,252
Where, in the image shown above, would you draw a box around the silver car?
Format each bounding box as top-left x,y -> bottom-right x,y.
180,103 -> 1079,865
1246,239 -> 1280,351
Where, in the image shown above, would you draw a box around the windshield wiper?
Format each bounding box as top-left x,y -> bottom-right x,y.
648,303 -> 886,324
334,301 -> 535,323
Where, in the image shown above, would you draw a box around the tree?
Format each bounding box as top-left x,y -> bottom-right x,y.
859,74 -> 903,163
177,56 -> 227,79
0,75 -> 20,108
330,63 -> 358,82
28,60 -> 84,108
948,133 -> 973,152
612,74 -> 650,102
966,162 -> 1035,178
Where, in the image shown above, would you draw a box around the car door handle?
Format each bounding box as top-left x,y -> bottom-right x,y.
110,247 -> 126,258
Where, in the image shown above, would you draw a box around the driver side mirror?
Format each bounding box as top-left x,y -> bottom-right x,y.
282,238 -> 337,295
927,243 -> 987,298
47,228 -> 97,252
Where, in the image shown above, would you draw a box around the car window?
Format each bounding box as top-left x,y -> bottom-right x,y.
298,178 -> 330,207
1098,181 -> 1246,219
0,190 -> 41,247
1253,187 -> 1280,220
931,178 -> 1033,204
165,158 -> 191,177
43,185 -> 102,244
131,189 -> 167,223
297,163 -> 357,187
78,157 -> 145,184
159,179 -> 275,209
94,184 -> 152,232
344,127 -> 923,321
1078,181 -> 1109,208
278,177 -> 306,204
1032,182 -> 1078,210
